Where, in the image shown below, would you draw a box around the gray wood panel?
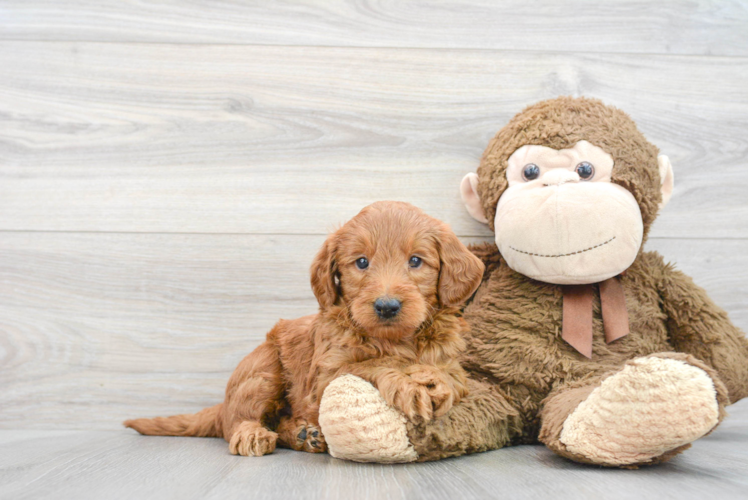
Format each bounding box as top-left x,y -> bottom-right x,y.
1,1 -> 747,493
1,232 -> 745,429
1,399 -> 747,500
2,42 -> 747,237
0,232 -> 322,429
1,1 -> 747,56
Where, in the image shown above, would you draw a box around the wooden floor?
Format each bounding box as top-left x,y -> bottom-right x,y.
1,400 -> 747,500
1,1 -> 748,498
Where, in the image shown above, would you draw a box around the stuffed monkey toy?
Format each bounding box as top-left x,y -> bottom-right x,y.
318,97 -> 748,467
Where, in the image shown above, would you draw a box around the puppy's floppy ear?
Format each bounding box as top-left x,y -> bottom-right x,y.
310,231 -> 340,309
436,224 -> 485,307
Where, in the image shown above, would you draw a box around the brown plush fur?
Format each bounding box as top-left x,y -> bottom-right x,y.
405,98 -> 748,465
124,201 -> 484,456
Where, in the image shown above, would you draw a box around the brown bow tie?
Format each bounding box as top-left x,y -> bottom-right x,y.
562,277 -> 629,358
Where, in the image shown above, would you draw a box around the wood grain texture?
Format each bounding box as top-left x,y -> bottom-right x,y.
1,399 -> 747,500
1,232 -> 746,429
0,232 -> 323,429
1,1 -> 747,492
1,1 -> 747,56
2,42 -> 748,237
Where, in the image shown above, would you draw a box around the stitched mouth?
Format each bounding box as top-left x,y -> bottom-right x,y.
509,236 -> 616,258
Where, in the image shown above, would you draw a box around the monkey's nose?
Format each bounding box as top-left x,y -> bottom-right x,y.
542,169 -> 580,186
374,297 -> 401,319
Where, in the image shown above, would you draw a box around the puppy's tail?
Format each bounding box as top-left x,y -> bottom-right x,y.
124,403 -> 223,438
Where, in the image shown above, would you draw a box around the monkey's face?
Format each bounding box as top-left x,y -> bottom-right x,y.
492,140 -> 643,284
461,98 -> 674,285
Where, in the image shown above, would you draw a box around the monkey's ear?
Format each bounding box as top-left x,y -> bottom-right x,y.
658,155 -> 675,210
310,233 -> 339,309
437,225 -> 485,307
460,173 -> 489,224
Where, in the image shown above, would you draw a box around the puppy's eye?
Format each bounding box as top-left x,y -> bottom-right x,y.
408,256 -> 422,268
355,257 -> 369,270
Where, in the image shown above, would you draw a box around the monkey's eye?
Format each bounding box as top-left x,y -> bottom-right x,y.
355,257 -> 369,270
408,256 -> 422,268
575,162 -> 595,180
522,163 -> 540,181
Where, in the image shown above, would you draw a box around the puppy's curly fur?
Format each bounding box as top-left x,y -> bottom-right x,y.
124,201 -> 484,456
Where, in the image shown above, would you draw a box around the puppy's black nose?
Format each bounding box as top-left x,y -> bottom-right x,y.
374,298 -> 401,319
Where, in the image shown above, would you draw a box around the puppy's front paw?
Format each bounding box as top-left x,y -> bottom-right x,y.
406,368 -> 460,419
228,421 -> 278,457
383,367 -> 459,421
405,366 -> 463,419
389,377 -> 435,421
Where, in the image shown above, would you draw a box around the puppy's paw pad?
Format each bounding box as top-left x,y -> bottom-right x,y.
295,424 -> 326,453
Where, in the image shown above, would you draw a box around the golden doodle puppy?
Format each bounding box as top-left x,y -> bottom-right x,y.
125,201 -> 484,456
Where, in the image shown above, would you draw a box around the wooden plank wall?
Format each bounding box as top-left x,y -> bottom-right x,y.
1,1 -> 747,429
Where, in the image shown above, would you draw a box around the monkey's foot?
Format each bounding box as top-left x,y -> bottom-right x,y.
319,374 -> 417,463
559,355 -> 721,466
228,421 -> 278,457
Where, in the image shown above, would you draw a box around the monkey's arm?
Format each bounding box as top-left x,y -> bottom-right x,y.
653,253 -> 748,403
406,377 -> 522,461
